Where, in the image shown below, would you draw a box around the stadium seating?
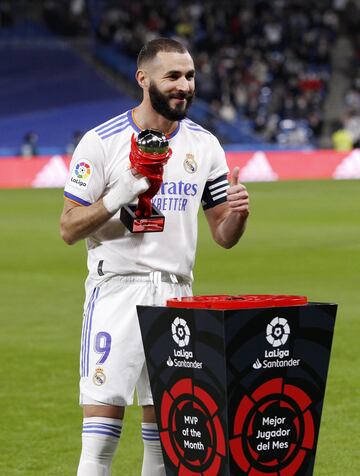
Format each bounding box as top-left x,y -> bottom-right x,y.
88,0 -> 339,148
0,19 -> 135,155
1,0 -> 359,153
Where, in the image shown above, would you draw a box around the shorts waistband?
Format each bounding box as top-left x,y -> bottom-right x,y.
110,271 -> 190,285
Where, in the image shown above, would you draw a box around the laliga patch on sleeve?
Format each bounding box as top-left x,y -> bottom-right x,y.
69,160 -> 93,189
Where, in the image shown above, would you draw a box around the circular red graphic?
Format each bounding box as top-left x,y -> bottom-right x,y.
230,378 -> 315,475
160,378 -> 226,474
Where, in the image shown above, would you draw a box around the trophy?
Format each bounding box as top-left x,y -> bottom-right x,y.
120,129 -> 172,233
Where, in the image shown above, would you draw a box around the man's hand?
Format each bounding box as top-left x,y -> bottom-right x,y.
226,166 -> 250,215
204,166 -> 250,249
61,168 -> 150,245
103,168 -> 150,215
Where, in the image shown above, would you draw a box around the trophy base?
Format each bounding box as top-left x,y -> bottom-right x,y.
120,204 -> 165,233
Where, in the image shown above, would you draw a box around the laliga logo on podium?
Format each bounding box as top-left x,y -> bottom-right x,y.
168,318 -> 203,369
171,317 -> 190,347
266,316 -> 290,348
252,317 -> 299,370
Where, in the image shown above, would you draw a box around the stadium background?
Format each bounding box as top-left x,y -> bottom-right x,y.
0,1 -> 359,475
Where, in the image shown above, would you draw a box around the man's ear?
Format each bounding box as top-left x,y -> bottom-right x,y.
136,69 -> 150,89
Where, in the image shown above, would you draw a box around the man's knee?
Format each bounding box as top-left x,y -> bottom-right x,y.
83,404 -> 125,420
142,405 -> 157,423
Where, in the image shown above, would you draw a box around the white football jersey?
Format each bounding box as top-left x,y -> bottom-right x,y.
64,110 -> 229,281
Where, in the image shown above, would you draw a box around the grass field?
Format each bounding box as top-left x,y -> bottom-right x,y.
0,180 -> 359,475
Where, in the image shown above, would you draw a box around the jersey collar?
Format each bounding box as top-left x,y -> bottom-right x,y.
128,109 -> 181,139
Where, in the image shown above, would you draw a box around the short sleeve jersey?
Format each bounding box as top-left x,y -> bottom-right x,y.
64,110 -> 229,281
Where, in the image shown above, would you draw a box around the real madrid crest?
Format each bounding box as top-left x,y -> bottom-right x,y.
93,367 -> 106,386
183,153 -> 197,174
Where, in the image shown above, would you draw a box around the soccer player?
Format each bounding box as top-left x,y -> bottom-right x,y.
60,37 -> 250,476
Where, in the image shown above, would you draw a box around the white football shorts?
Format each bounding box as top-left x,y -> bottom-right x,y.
79,273 -> 192,407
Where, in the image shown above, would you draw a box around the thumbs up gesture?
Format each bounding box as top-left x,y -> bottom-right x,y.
226,167 -> 250,215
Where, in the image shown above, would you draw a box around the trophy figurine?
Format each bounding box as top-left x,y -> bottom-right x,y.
120,129 -> 172,233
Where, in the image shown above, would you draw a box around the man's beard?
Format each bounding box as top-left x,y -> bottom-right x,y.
149,82 -> 194,121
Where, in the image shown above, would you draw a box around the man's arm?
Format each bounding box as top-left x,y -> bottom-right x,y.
204,167 -> 249,249
60,169 -> 149,245
60,199 -> 112,245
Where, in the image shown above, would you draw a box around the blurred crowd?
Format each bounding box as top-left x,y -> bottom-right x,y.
334,2 -> 360,150
91,0 -> 342,147
42,0 -> 89,36
4,0 -> 360,149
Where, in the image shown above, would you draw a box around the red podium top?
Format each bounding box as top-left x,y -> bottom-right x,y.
166,294 -> 308,310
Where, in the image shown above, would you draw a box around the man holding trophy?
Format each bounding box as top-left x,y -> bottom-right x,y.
60,38 -> 249,476
120,128 -> 172,232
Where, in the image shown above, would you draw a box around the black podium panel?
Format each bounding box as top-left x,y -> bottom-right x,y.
137,302 -> 337,476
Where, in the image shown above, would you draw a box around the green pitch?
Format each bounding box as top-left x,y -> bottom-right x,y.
0,180 -> 359,475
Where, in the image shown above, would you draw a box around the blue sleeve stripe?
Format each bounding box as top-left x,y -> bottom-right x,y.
185,123 -> 211,135
96,116 -> 129,137
64,191 -> 91,206
95,111 -> 128,133
98,121 -> 130,139
183,118 -> 211,135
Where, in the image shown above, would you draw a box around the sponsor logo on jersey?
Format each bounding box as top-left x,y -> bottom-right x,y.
152,180 -> 199,212
184,153 -> 197,173
70,160 -> 93,189
93,367 -> 106,386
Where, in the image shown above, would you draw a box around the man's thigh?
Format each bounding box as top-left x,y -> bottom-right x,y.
80,280 -> 152,406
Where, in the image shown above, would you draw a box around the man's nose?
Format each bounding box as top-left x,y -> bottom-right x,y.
175,76 -> 191,92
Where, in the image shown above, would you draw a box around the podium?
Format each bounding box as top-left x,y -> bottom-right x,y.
137,295 -> 337,476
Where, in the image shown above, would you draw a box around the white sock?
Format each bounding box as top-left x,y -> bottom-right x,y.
141,422 -> 166,476
77,417 -> 122,476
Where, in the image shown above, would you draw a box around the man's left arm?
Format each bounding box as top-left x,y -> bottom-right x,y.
204,167 -> 250,249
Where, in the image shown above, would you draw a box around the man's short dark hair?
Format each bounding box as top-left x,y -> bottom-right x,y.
137,38 -> 188,68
